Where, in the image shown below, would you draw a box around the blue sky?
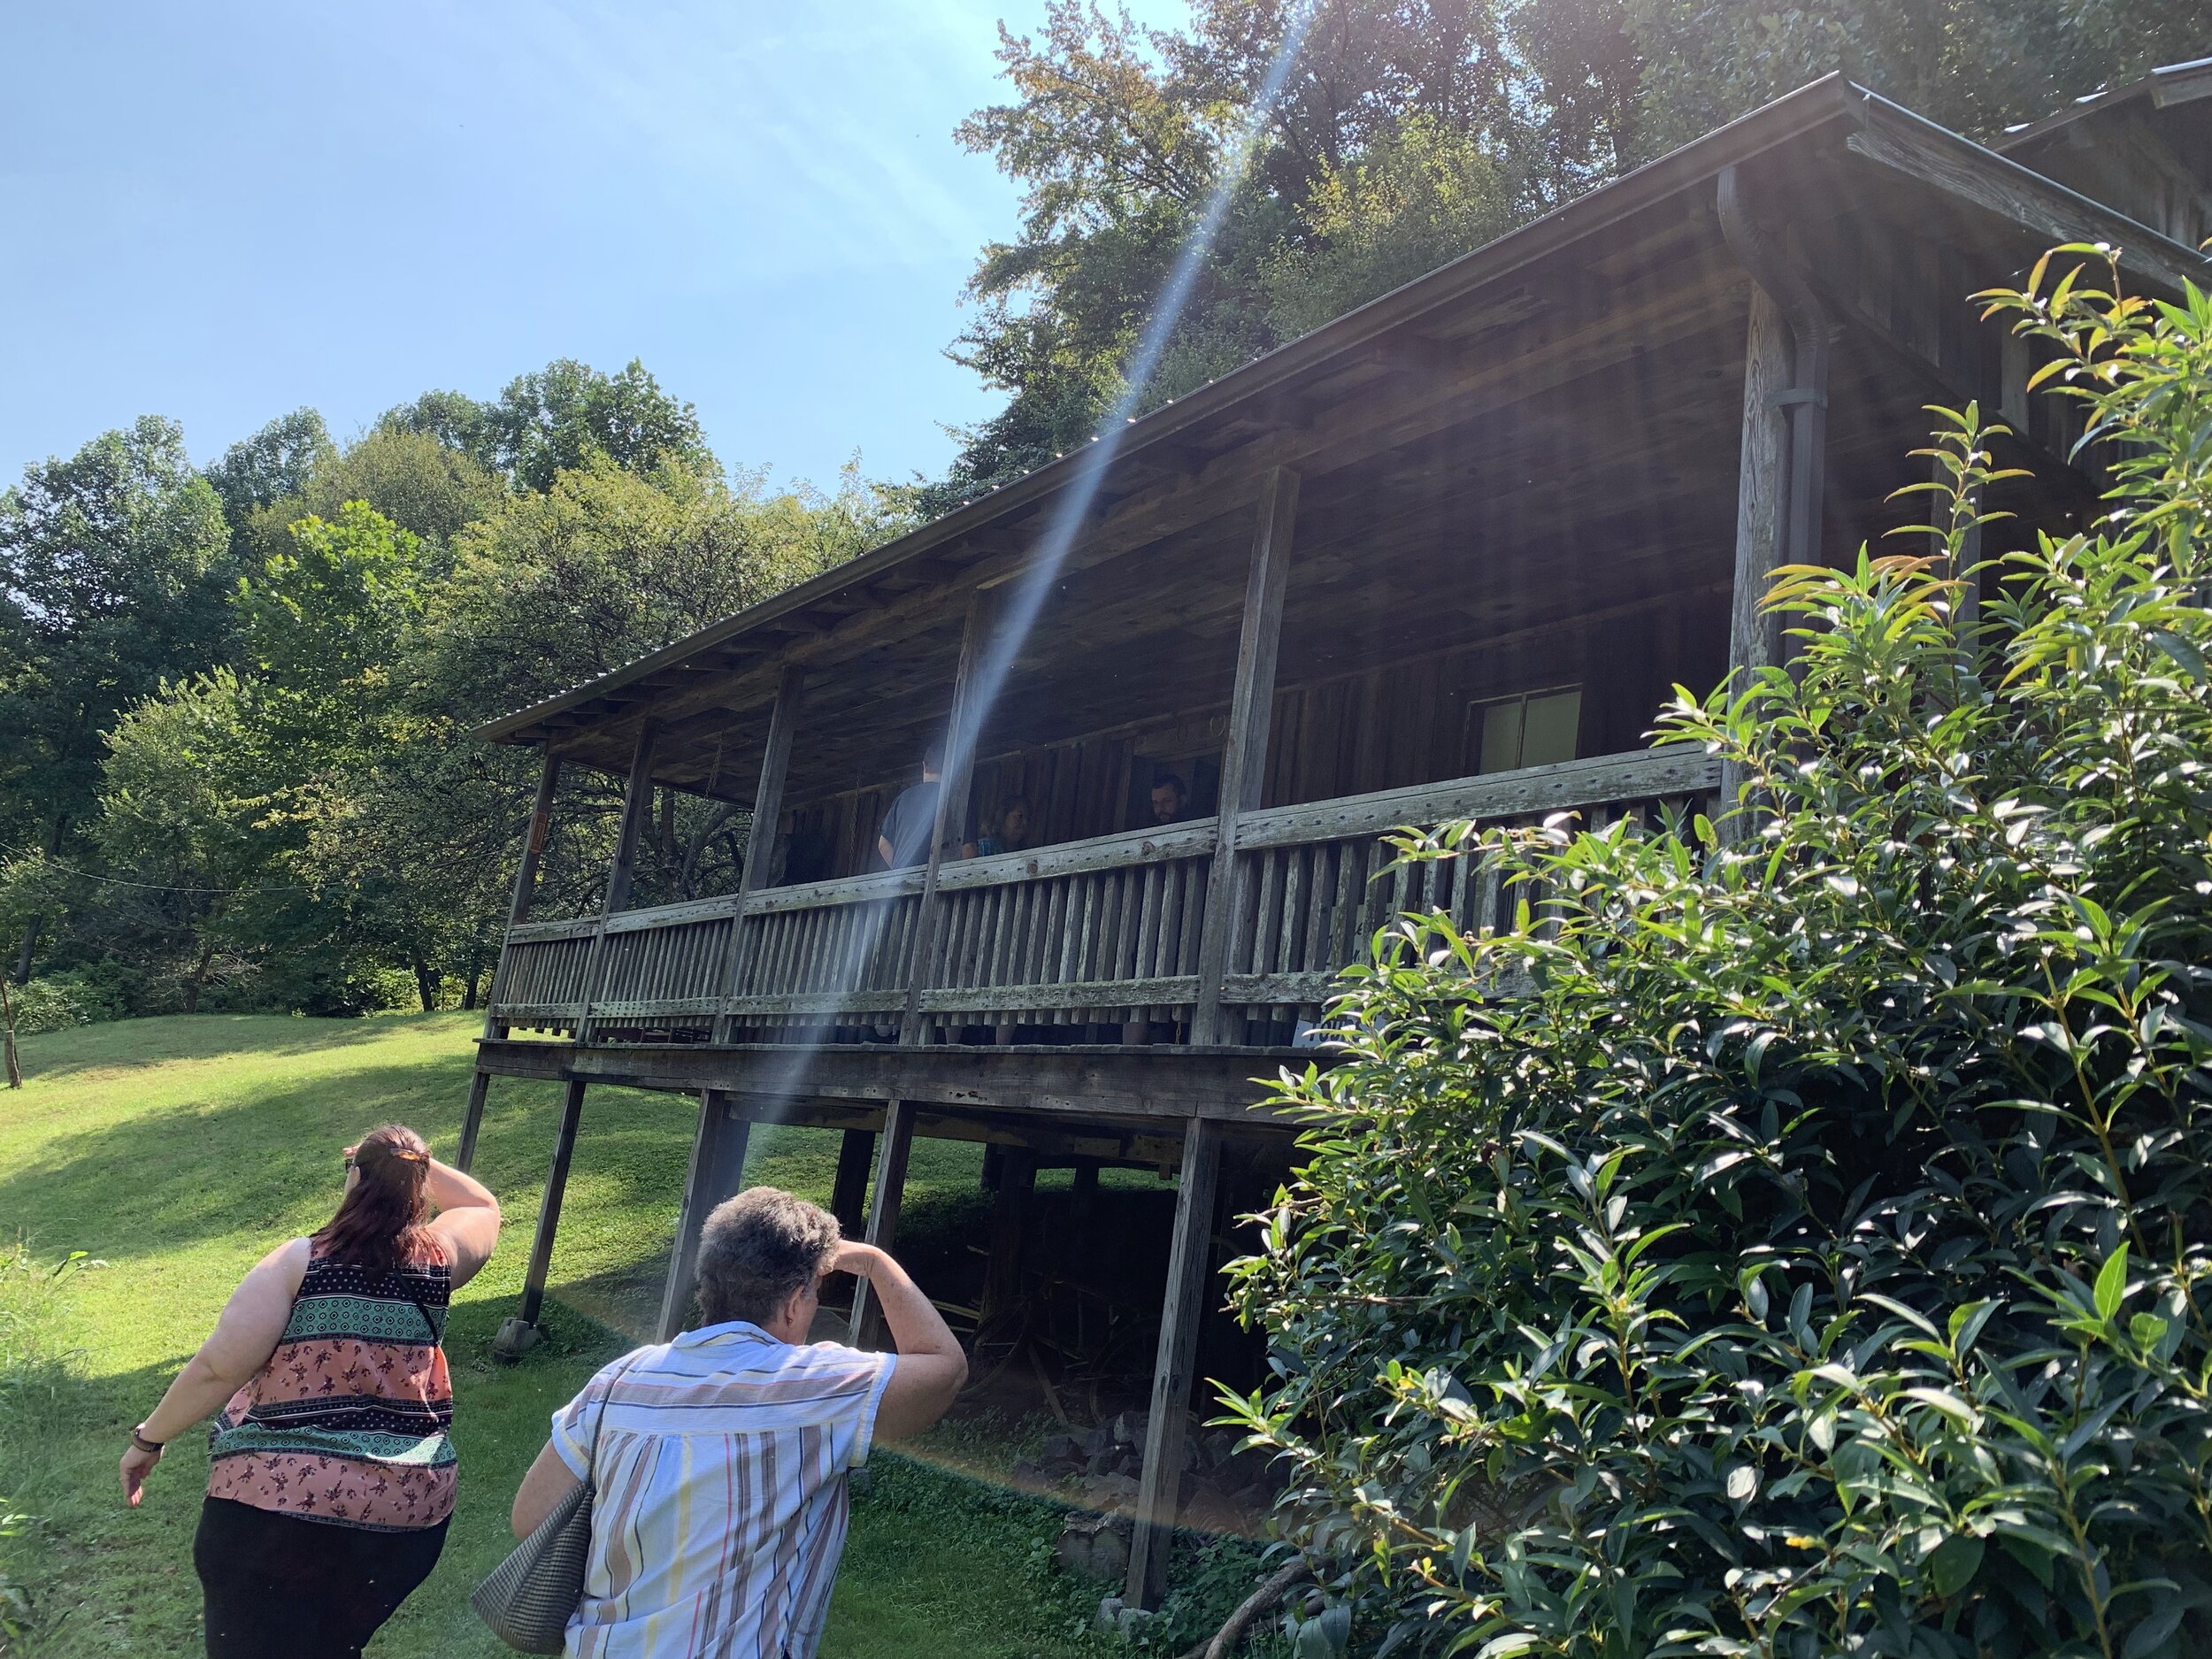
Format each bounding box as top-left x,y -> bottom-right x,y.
0,0 -> 1181,494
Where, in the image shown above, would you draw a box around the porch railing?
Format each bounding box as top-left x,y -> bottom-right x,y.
485,745 -> 1718,1046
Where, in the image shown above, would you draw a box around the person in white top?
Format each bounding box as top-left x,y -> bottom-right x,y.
508,1187 -> 967,1659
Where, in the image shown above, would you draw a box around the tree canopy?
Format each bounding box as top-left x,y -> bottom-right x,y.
928,0 -> 2207,510
0,356 -> 910,1017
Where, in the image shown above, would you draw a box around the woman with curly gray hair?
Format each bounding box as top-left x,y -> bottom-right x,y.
508,1186 -> 966,1658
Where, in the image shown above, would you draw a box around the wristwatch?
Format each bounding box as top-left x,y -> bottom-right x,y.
129,1425 -> 165,1455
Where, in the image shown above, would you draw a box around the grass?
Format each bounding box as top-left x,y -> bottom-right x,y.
0,1012 -> 1138,1658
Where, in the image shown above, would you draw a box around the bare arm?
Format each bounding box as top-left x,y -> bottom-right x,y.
422,1156 -> 501,1288
121,1238 -> 308,1504
876,833 -> 895,868
511,1439 -> 579,1538
836,1241 -> 966,1442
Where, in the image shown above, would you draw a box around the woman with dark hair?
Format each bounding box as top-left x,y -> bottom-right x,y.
972,794 -> 1031,857
119,1124 -> 501,1658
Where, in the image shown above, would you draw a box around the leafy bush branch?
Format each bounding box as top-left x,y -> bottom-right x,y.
1220,250 -> 2212,1657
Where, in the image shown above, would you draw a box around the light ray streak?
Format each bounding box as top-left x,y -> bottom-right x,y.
745,5 -> 1317,1125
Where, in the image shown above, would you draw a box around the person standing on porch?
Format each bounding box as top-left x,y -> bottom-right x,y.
877,741 -> 949,868
507,1187 -> 967,1659
118,1125 -> 503,1659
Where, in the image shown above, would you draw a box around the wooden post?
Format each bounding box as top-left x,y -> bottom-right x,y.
1192,469 -> 1301,1045
831,1127 -> 876,1237
577,722 -> 659,1043
603,721 -> 660,916
1730,288 -> 1791,684
713,667 -> 806,1042
1126,1117 -> 1224,1608
515,1076 -> 588,1332
901,588 -> 998,1044
1721,288 -> 1792,830
456,1071 -> 492,1173
657,1090 -> 751,1341
462,752 -> 562,1171
848,1100 -> 917,1347
979,1148 -> 1038,1331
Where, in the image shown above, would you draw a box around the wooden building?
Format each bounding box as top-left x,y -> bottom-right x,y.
458,72 -> 2212,1606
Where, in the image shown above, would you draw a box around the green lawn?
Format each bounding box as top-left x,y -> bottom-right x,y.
0,1012 -> 1119,1658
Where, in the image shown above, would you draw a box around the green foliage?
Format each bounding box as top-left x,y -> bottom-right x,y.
203,406 -> 335,538
933,0 -> 2199,505
0,1241 -> 103,1649
0,417 -> 234,866
421,453 -> 906,724
1223,261 -> 2212,1655
380,356 -> 715,492
5,972 -> 127,1036
232,423 -> 506,572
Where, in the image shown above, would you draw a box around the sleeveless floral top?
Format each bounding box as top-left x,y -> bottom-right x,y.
206,1241 -> 457,1530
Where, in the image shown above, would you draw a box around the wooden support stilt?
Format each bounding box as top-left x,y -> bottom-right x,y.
979,1148 -> 1038,1329
1126,1117 -> 1223,1609
456,1068 -> 492,1173
849,1100 -> 916,1348
496,1076 -> 588,1357
1193,470 -> 1301,1045
831,1127 -> 876,1237
657,1090 -> 751,1341
465,751 -> 558,1171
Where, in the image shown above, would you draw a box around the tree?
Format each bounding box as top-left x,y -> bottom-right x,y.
204,407 -> 335,539
933,0 -> 2202,508
380,357 -> 714,492
233,426 -> 506,573
0,418 -> 234,979
1224,262 -> 2212,1655
418,453 -> 905,723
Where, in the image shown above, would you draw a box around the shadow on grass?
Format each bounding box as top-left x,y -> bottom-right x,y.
4,1294 -> 629,1659
12,1013 -> 452,1087
0,1055 -> 703,1272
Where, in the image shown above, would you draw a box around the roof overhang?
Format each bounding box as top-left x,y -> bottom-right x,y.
474,72 -> 2208,754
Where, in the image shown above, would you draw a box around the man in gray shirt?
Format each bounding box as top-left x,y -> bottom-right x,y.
877,743 -> 946,869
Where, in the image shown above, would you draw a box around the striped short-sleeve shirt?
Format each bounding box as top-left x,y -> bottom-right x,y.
550,1323 -> 895,1659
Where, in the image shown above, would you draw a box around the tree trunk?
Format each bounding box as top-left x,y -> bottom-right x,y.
11,919 -> 36,987
412,955 -> 439,1012
462,958 -> 482,1012
183,941 -> 215,1015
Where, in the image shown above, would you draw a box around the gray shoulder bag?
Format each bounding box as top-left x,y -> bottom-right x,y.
472,1356 -> 634,1654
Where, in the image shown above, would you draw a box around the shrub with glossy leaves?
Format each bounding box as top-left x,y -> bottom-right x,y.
1222,251 -> 2212,1657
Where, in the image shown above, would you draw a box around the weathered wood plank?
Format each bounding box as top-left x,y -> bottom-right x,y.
849,1100 -> 916,1347
1845,96 -> 2210,297
1127,1117 -> 1222,1607
1194,468 -> 1301,1043
1236,747 -> 1718,848
657,1093 -> 751,1341
516,1078 -> 588,1330
915,974 -> 1201,1014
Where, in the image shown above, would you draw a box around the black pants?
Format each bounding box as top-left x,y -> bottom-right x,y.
194,1496 -> 449,1658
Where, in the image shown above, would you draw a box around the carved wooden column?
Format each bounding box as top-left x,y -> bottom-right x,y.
1192,469 -> 1301,1045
